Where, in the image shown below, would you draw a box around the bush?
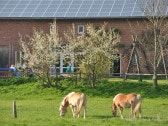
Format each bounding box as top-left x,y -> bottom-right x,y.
0,77 -> 37,86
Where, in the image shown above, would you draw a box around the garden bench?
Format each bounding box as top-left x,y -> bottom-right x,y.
0,68 -> 13,78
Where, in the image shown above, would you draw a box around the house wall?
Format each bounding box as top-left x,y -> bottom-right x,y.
0,19 -> 51,67
56,18 -> 153,74
0,18 -> 153,74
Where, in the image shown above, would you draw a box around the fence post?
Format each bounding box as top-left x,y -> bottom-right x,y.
13,101 -> 17,118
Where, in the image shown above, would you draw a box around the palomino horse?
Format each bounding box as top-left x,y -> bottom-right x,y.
112,93 -> 142,119
59,92 -> 87,118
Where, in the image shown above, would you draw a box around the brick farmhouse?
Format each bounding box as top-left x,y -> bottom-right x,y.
0,0 -> 167,75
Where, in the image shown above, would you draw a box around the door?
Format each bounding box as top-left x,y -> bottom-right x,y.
0,46 -> 9,68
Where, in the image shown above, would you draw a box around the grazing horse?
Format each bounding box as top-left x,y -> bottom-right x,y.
112,93 -> 142,119
59,92 -> 87,118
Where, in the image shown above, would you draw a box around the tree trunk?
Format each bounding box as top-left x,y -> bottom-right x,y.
160,42 -> 168,79
152,28 -> 158,88
91,69 -> 96,88
152,72 -> 158,88
125,42 -> 135,80
152,55 -> 158,88
135,50 -> 142,82
54,64 -> 58,86
46,72 -> 52,87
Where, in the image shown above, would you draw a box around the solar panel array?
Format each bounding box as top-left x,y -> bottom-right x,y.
0,0 -> 149,18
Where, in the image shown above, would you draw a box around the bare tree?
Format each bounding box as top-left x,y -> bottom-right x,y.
19,22 -> 63,86
64,23 -> 120,88
136,0 -> 168,88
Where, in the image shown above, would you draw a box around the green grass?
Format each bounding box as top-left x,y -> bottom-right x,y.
0,78 -> 168,126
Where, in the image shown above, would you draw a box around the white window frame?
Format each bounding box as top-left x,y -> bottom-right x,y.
78,25 -> 84,34
15,50 -> 23,67
50,24 -> 56,35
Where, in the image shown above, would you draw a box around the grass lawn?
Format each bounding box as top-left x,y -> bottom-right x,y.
0,78 -> 168,126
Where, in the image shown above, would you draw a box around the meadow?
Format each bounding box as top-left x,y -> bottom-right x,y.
0,78 -> 168,126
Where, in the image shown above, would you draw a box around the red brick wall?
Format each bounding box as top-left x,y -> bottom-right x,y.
0,18 -> 153,73
0,19 -> 52,66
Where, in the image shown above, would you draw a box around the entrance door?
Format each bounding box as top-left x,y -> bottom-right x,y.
109,54 -> 121,76
0,46 -> 9,67
113,58 -> 120,76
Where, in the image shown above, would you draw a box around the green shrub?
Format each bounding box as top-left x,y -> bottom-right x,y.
0,77 -> 37,86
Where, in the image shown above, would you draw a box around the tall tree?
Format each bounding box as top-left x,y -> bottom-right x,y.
136,0 -> 168,88
19,22 -> 63,86
64,23 -> 120,88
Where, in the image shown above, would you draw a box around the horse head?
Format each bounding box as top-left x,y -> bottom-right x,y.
112,109 -> 117,117
112,102 -> 117,117
59,96 -> 69,116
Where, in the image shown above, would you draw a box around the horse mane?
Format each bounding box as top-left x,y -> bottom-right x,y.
112,102 -> 116,109
61,92 -> 76,107
61,96 -> 69,107
113,93 -> 122,102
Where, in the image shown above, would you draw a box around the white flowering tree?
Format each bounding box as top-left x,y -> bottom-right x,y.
19,22 -> 63,86
64,23 -> 120,88
136,0 -> 168,88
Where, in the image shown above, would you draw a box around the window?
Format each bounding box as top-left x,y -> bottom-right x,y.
132,54 -> 137,65
15,51 -> 23,67
0,46 -> 9,67
78,25 -> 84,34
50,23 -> 56,35
50,53 -> 76,76
110,54 -> 120,76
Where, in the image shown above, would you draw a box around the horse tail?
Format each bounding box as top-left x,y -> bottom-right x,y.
77,93 -> 87,118
136,94 -> 142,102
134,94 -> 142,117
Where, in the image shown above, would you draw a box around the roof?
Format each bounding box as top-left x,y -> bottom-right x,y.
0,0 -> 152,19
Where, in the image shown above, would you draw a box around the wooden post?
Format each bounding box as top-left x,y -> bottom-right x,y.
125,41 -> 135,80
13,101 -> 17,118
159,42 -> 168,79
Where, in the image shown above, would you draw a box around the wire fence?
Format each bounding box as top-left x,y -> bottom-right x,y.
1,69 -> 168,80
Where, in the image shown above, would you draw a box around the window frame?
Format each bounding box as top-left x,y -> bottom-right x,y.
78,25 -> 84,34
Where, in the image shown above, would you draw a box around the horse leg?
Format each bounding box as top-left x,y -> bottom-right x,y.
131,102 -> 136,118
77,107 -> 86,118
133,105 -> 138,118
76,108 -> 80,118
138,105 -> 142,118
134,102 -> 142,118
76,102 -> 85,118
118,106 -> 124,119
77,106 -> 83,118
78,105 -> 86,119
83,107 -> 86,119
133,111 -> 136,118
70,105 -> 76,117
